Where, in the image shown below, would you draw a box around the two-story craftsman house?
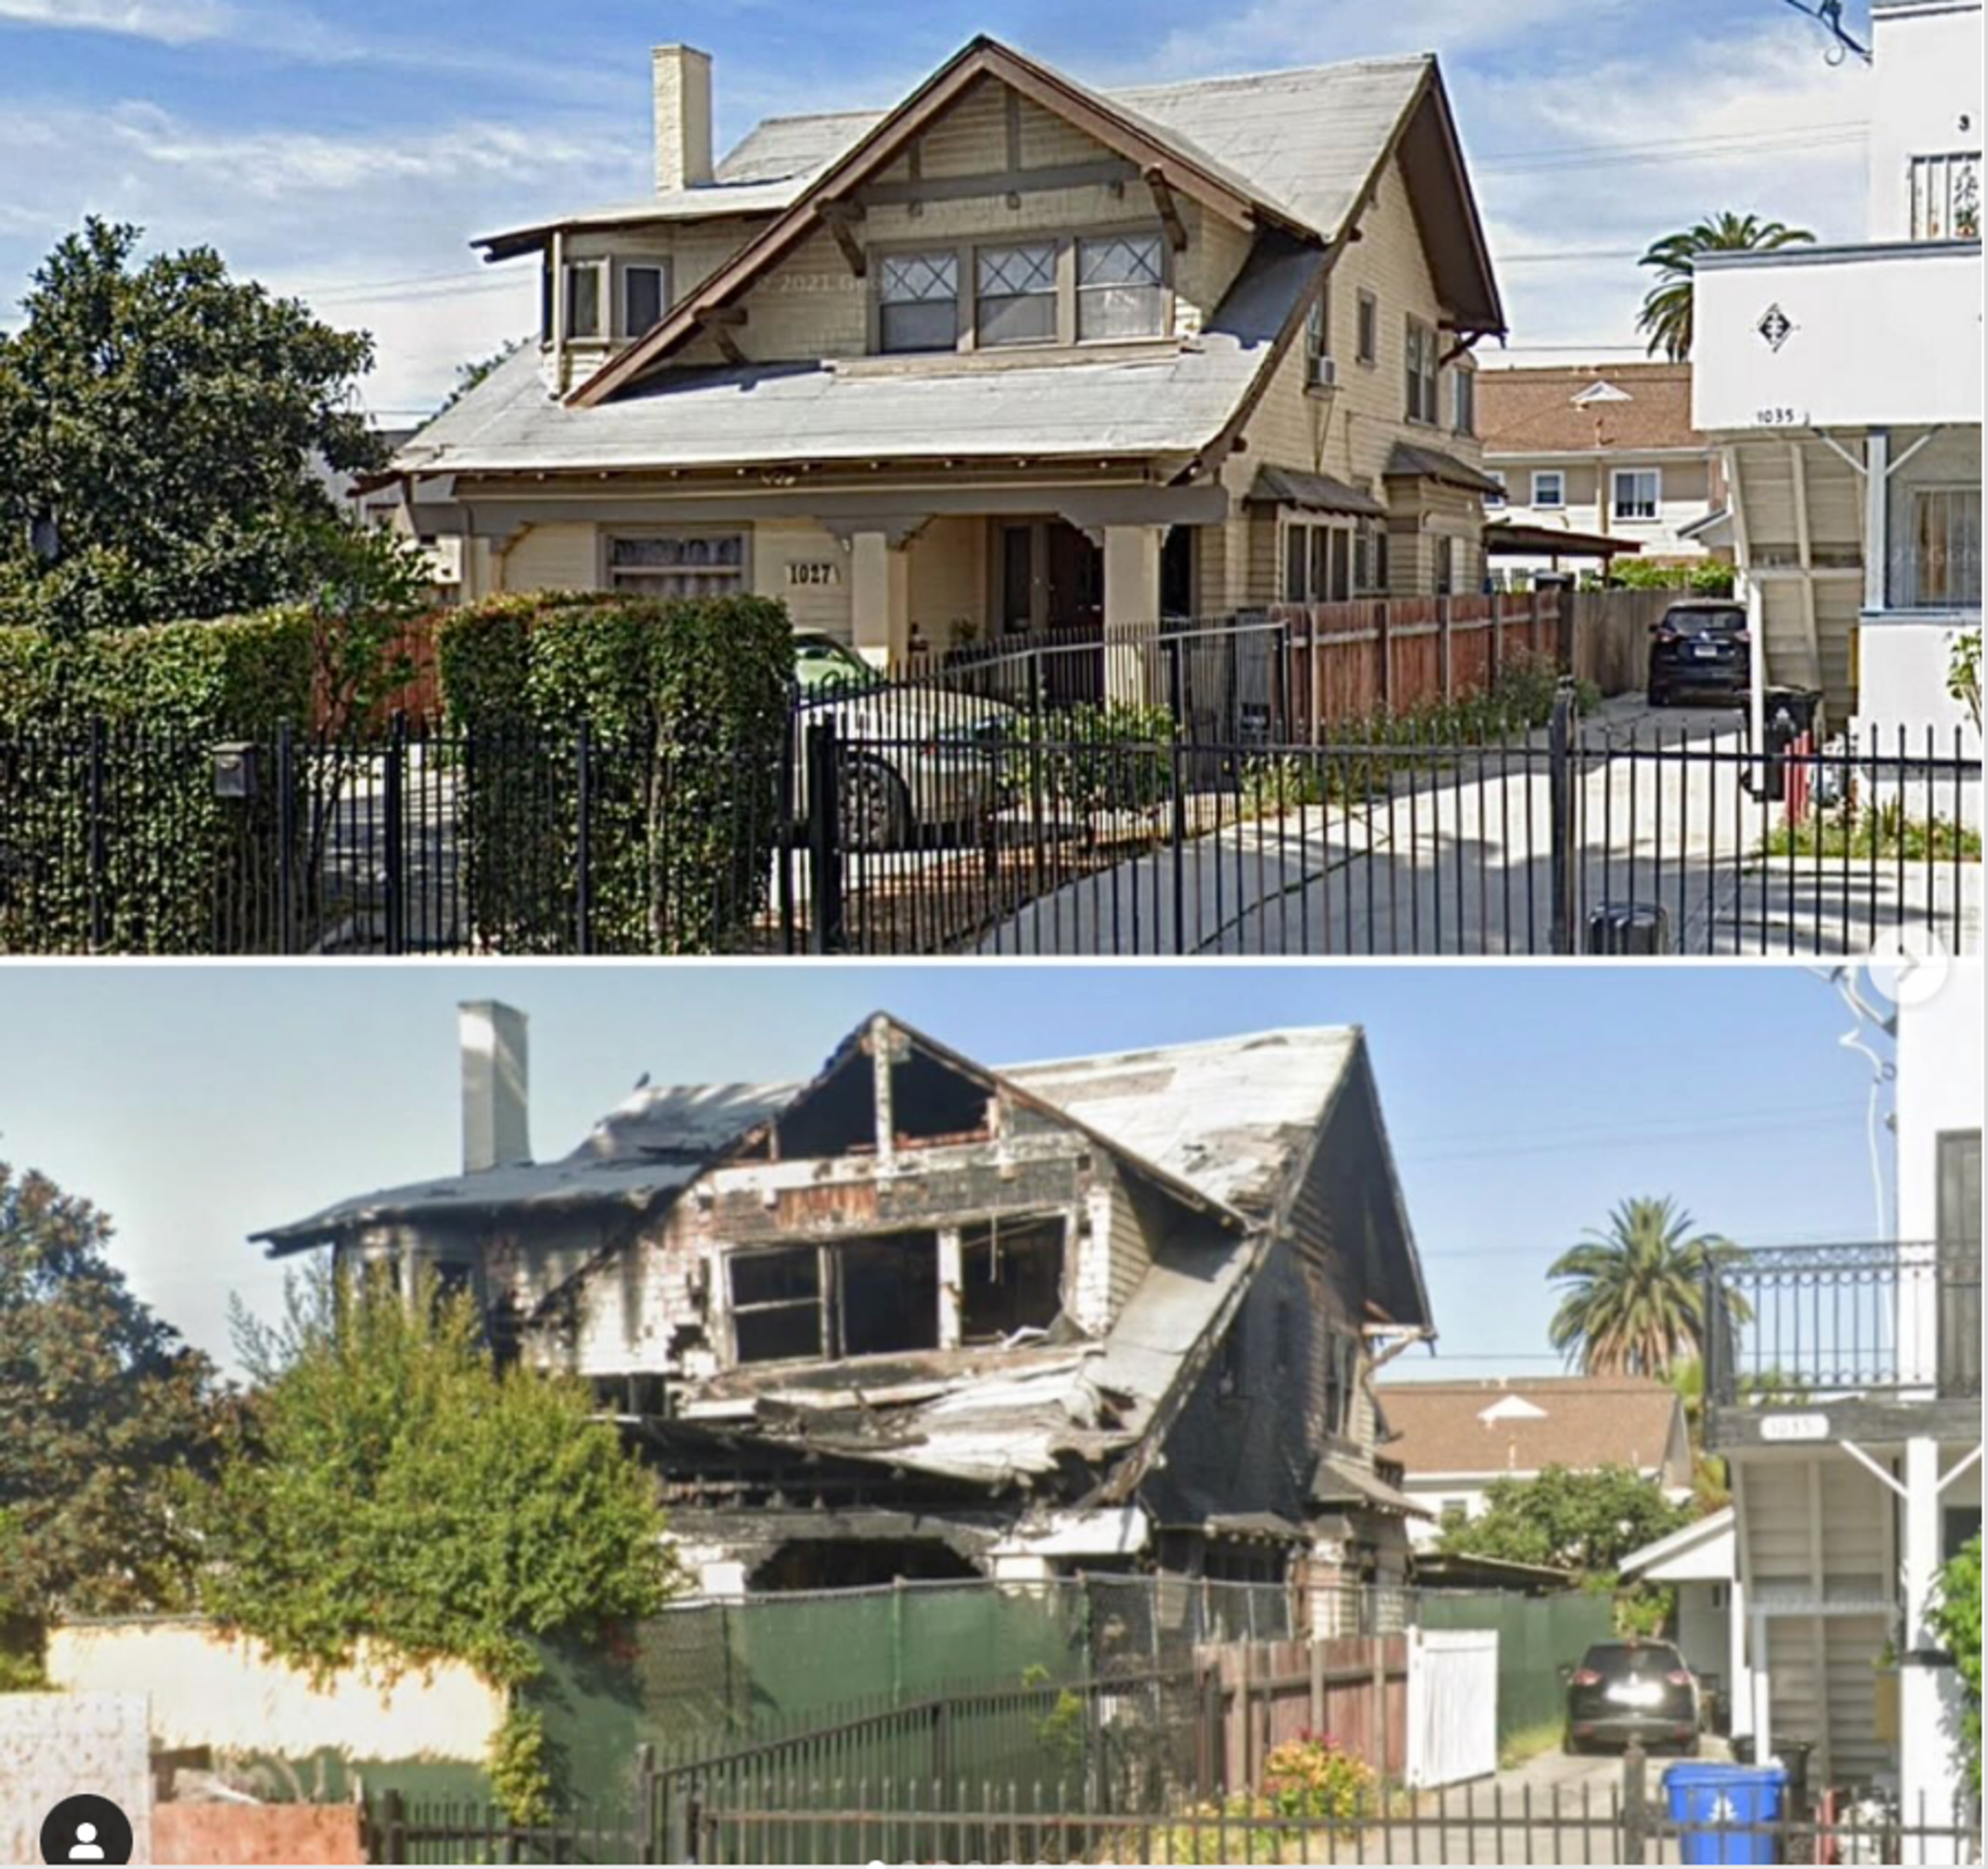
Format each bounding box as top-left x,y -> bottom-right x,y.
256,1006 -> 1435,1602
378,34 -> 1505,666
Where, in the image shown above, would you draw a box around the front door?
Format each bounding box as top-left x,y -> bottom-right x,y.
995,520 -> 1103,634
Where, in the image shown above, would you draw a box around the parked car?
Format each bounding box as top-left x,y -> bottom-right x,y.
1647,600 -> 1751,706
792,632 -> 1018,851
1563,1638 -> 1701,1755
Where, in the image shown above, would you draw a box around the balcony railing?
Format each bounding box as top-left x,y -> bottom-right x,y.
1703,1242 -> 1982,1425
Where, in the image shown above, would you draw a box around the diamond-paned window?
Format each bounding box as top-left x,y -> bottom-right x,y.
976,243 -> 1057,346
879,251 -> 958,353
1077,233 -> 1166,340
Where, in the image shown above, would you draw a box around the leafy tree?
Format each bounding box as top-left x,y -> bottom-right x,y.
1548,1196 -> 1746,1378
1932,1535 -> 1982,1794
0,1163 -> 221,1666
1636,213 -> 1815,360
0,217 -> 384,635
1950,629 -> 1982,732
1437,1464 -> 1690,1579
200,1264 -> 679,1692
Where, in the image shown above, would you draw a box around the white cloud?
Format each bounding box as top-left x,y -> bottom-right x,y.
0,0 -> 233,42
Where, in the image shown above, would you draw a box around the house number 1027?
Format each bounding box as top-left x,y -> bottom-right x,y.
788,561 -> 842,587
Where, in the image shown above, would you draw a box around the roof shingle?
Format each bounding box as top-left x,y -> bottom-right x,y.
1477,363 -> 1705,458
1377,1376 -> 1687,1481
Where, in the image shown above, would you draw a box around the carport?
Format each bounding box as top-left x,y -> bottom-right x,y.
1484,520 -> 1643,580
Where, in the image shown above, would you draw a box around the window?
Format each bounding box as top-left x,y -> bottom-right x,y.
564,261 -> 605,340
622,262 -> 667,337
1323,1333 -> 1357,1438
1404,316 -> 1439,424
1282,519 -> 1354,602
1451,367 -> 1475,436
1613,469 -> 1661,521
732,1247 -> 823,1364
1532,469 -> 1566,509
1485,471 -> 1508,509
975,242 -> 1058,347
1077,232 -> 1166,341
960,1215 -> 1064,1342
879,251 -> 959,353
1937,1130 -> 1981,1400
608,531 -> 746,597
1273,1299 -> 1294,1372
1305,285 -> 1334,387
1434,534 -> 1456,597
1356,289 -> 1378,366
1906,487 -> 1983,607
1911,152 -> 1982,241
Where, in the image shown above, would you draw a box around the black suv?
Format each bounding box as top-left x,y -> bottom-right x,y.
1648,600 -> 1750,706
1564,1638 -> 1701,1754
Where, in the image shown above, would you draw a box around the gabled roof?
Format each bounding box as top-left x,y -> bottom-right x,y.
1385,440 -> 1505,496
569,35 -> 1501,410
1377,1376 -> 1689,1481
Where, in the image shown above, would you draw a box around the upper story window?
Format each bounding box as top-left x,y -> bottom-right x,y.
623,263 -> 668,337
976,243 -> 1058,347
564,260 -> 606,341
1356,289 -> 1378,367
1532,469 -> 1566,509
1304,285 -> 1335,388
1404,316 -> 1439,425
879,251 -> 960,354
1911,152 -> 1982,241
1485,470 -> 1508,509
1451,366 -> 1475,436
1077,232 -> 1166,341
1613,469 -> 1661,521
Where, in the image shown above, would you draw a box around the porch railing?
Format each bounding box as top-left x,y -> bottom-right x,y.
1703,1239 -> 1983,1423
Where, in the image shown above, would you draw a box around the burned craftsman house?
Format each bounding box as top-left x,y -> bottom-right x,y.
257,1007 -> 1434,1598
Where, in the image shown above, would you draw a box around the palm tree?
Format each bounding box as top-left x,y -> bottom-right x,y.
1636,213 -> 1816,360
1548,1197 -> 1744,1377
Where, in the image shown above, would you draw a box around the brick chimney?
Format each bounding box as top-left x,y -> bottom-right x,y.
653,44 -> 714,194
459,1001 -> 530,1174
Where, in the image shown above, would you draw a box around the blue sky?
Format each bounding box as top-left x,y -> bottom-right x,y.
0,0 -> 1876,417
0,961 -> 1913,1378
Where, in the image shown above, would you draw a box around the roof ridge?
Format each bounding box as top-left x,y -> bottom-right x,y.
1001,1023 -> 1361,1074
1107,52 -> 1432,96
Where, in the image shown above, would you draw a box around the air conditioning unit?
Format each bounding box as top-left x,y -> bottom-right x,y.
1309,353 -> 1338,389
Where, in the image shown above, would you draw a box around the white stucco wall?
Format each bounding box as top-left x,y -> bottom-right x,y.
1866,2 -> 1983,240
1894,959 -> 1983,1242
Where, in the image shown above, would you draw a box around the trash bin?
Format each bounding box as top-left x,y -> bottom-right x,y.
1586,902 -> 1674,954
1663,1761 -> 1789,1866
1753,687 -> 1828,799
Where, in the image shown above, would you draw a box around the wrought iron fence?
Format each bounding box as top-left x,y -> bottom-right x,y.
1703,1239 -> 1984,1418
366,1743 -> 1982,1864
2,694 -> 1976,959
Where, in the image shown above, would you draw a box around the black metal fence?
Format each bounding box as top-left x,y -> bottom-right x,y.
2,695 -> 1977,960
367,1741 -> 1981,1864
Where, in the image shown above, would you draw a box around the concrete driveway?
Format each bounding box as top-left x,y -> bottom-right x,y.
977,698 -> 1982,957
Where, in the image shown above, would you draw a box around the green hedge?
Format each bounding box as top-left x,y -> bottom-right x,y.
436,592 -> 793,954
0,611 -> 312,954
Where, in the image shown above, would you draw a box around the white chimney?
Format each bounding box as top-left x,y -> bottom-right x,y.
459,1001 -> 530,1174
653,43 -> 714,194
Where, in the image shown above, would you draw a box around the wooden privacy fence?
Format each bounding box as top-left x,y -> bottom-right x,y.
1269,591 -> 1567,734
1564,586 -> 1675,697
1195,1633 -> 1408,1792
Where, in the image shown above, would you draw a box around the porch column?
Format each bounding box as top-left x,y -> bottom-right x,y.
849,530 -> 913,671
1898,1435 -> 1951,1856
1728,1573 -> 1752,1740
1102,523 -> 1167,708
1864,429 -> 1890,616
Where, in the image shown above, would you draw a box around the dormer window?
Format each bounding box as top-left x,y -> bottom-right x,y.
1077,232 -> 1166,341
623,263 -> 668,337
976,243 -> 1058,347
879,251 -> 960,354
564,260 -> 605,341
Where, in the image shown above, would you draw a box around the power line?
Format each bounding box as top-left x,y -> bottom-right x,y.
1475,119 -> 1866,175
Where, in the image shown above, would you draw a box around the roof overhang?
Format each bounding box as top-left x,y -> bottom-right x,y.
1483,519 -> 1644,558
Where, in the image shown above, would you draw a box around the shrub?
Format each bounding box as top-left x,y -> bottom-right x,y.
1932,1535 -> 1982,1794
436,592 -> 794,953
1006,700 -> 1175,819
1260,1732 -> 1379,1823
1609,560 -> 1736,597
0,610 -> 312,953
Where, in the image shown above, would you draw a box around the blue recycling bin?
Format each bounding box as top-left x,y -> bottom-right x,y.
1663,1760 -> 1789,1865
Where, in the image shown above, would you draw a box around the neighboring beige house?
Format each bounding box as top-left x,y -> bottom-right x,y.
258,1007 -> 1436,1602
379,34 -> 1506,666
1477,363 -> 1730,587
1376,1374 -> 1695,1549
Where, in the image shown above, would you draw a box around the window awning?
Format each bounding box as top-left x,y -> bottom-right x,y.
1384,441 -> 1506,498
1310,1452 -> 1430,1518
1249,464 -> 1388,518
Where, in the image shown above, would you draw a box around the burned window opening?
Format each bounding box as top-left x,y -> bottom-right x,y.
837,1233 -> 940,1356
774,1049 -> 877,1159
732,1246 -> 823,1364
891,1048 -> 995,1147
960,1214 -> 1064,1341
748,1538 -> 981,1593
